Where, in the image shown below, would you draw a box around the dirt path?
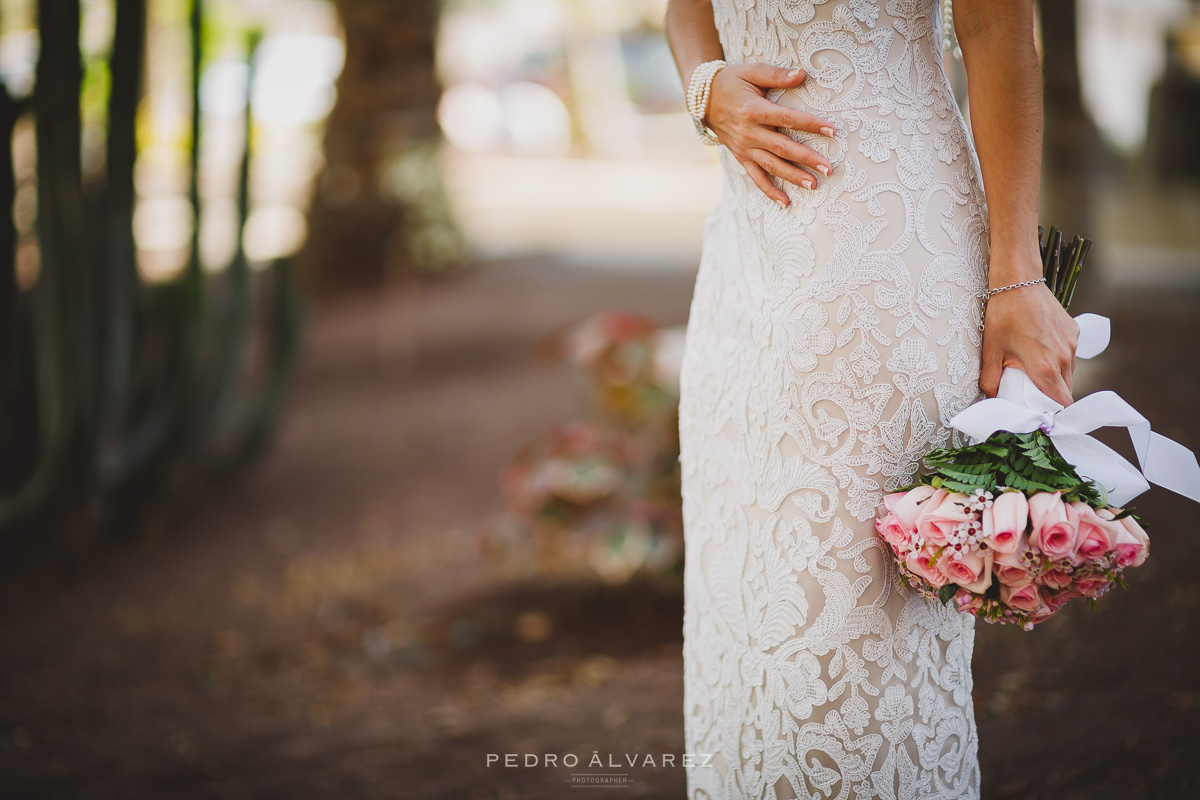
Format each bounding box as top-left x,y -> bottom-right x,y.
0,261 -> 1197,799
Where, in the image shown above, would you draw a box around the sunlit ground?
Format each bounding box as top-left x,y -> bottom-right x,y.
442,149 -> 722,269
1,259 -> 1198,798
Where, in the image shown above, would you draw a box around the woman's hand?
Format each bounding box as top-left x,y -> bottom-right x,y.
979,281 -> 1079,407
703,64 -> 837,208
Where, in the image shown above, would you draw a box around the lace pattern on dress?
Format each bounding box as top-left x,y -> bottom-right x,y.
679,1 -> 989,798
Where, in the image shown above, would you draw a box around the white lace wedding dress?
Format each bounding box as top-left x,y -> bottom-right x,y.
678,1 -> 988,798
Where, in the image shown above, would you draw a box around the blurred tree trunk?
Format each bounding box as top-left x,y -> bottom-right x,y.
1039,0 -> 1105,242
1144,34 -> 1200,185
302,0 -> 463,295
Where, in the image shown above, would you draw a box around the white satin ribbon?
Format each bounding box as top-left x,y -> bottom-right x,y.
949,313 -> 1200,507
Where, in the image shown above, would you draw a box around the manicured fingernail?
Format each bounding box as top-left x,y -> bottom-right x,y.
817,164 -> 830,176
803,178 -> 815,189
776,199 -> 789,210
820,126 -> 835,137
788,69 -> 803,79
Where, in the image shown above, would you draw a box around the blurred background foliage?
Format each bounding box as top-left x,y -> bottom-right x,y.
482,311 -> 686,587
0,0 -> 338,556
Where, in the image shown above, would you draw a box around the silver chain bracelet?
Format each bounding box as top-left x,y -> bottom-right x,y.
978,276 -> 1047,332
986,276 -> 1046,299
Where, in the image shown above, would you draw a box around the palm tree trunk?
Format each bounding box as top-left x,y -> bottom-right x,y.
1040,0 -> 1105,242
303,0 -> 461,293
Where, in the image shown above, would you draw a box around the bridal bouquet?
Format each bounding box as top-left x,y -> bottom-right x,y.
877,444 -> 1148,629
877,228 -> 1200,629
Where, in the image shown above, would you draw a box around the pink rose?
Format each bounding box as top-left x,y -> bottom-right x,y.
938,546 -> 994,593
914,490 -> 972,546
1028,603 -> 1059,626
955,592 -> 984,618
1028,586 -> 1063,622
1071,501 -> 1119,562
1026,588 -> 1080,625
884,485 -> 937,530
955,588 -> 985,615
963,548 -> 995,594
1121,515 -> 1150,567
1105,510 -> 1149,568
1028,491 -> 1080,560
982,491 -> 1028,554
1000,581 -> 1041,613
1073,575 -> 1111,598
1041,568 -> 1072,590
1112,535 -> 1141,568
993,545 -> 1034,586
1047,588 -> 1081,612
906,545 -> 949,587
876,512 -> 913,552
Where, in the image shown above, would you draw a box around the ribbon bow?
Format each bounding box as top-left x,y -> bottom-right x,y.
949,313 -> 1200,507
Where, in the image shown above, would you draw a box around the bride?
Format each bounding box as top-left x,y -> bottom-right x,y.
667,1 -> 1078,797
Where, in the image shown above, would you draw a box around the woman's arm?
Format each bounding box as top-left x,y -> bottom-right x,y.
665,0 -> 837,208
955,0 -> 1079,406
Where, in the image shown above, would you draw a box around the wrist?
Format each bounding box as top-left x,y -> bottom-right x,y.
986,250 -> 1042,289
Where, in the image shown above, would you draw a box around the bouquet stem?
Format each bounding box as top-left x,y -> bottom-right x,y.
1038,225 -> 1092,311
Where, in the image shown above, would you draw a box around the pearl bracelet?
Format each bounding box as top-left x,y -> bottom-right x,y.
686,59 -> 727,146
940,0 -> 962,59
